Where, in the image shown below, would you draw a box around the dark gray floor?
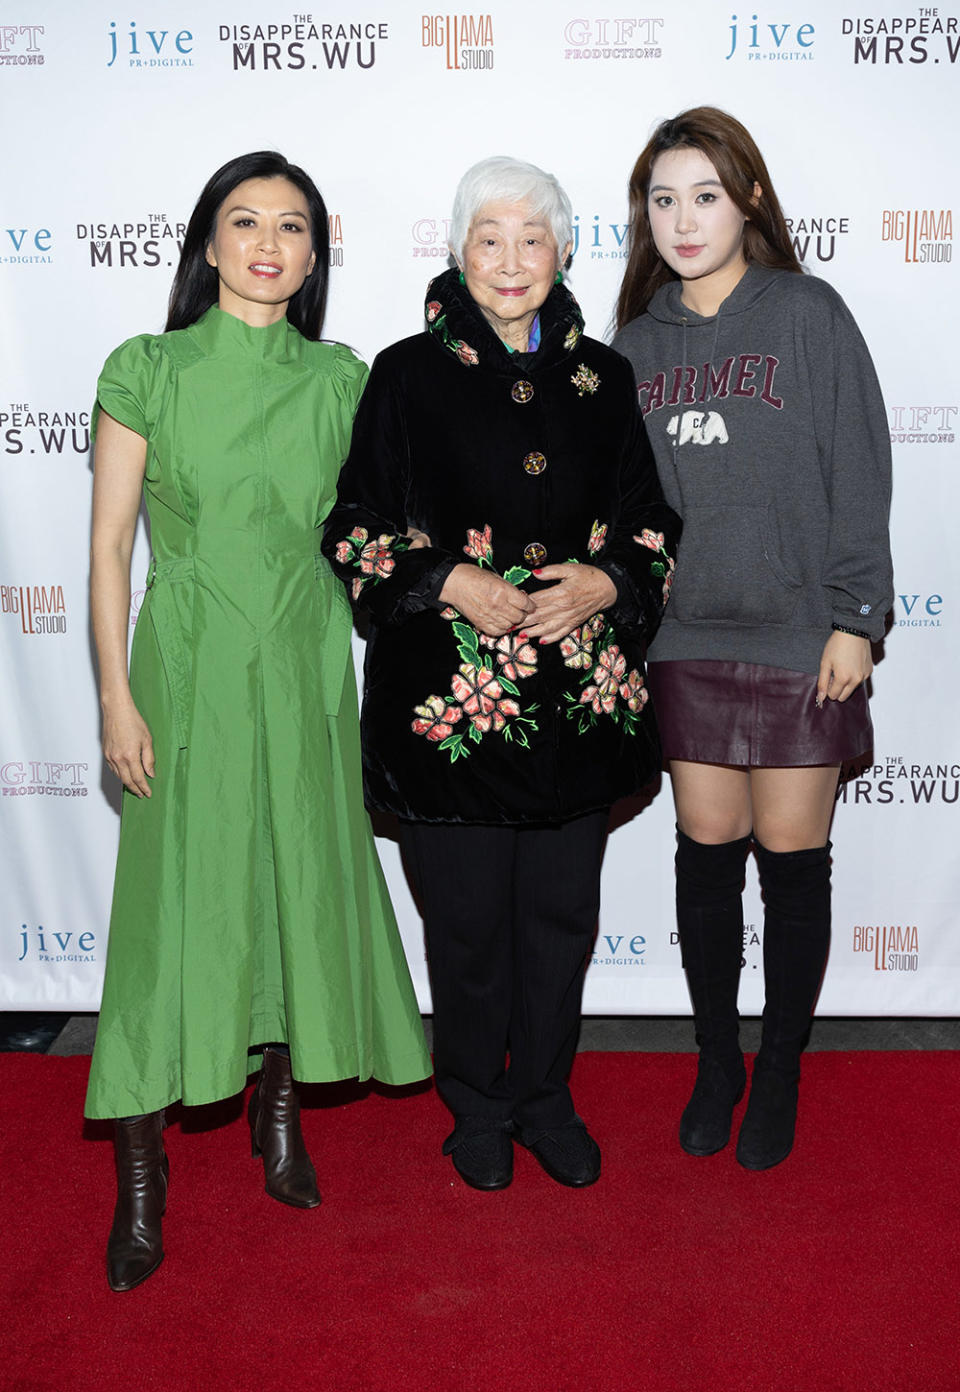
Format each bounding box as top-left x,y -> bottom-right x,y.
41,1012 -> 960,1057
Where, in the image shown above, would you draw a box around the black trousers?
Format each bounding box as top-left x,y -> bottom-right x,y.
399,812 -> 608,1131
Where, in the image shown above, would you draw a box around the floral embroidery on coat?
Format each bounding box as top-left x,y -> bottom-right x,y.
480,631 -> 538,681
562,616 -> 647,736
463,523 -> 494,564
411,620 -> 539,763
411,523 -> 539,761
634,528 -> 676,605
571,363 -> 600,397
424,299 -> 481,367
335,524 -> 410,596
587,520 -> 608,555
563,324 -> 581,352
559,613 -> 604,670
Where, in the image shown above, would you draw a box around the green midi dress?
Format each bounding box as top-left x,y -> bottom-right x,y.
84,305 -> 430,1119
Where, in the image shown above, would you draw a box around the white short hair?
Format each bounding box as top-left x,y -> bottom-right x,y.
449,156 -> 574,264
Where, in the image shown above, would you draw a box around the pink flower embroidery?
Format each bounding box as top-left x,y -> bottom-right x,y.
463,524 -> 494,563
560,628 -> 595,670
588,520 -> 608,555
336,524 -> 369,564
619,668 -> 648,713
426,301 -> 442,323
634,529 -> 665,552
662,557 -> 675,605
412,694 -> 463,742
359,534 -> 397,580
560,613 -> 605,670
351,576 -> 364,601
439,606 -> 460,621
450,663 -> 518,732
580,645 -> 626,715
456,340 -> 479,367
480,632 -> 538,681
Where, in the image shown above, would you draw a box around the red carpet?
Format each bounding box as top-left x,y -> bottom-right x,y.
3,1052 -> 958,1392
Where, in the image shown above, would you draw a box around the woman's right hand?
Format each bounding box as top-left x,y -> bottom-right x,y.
102,698 -> 155,797
439,564 -> 534,637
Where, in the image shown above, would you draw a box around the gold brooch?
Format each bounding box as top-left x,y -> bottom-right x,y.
571,364 -> 599,397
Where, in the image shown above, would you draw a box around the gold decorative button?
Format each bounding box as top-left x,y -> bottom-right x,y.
523,451 -> 547,476
511,380 -> 534,404
523,542 -> 547,566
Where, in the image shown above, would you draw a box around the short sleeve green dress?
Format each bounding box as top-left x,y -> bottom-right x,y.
84,305 -> 430,1119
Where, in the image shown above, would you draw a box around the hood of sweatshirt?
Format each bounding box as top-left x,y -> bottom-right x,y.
644,262 -> 788,325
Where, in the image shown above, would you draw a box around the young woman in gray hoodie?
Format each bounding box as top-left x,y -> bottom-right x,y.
612,107 -> 893,1170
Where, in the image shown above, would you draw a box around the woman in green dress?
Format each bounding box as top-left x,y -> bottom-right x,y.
86,151 -> 430,1292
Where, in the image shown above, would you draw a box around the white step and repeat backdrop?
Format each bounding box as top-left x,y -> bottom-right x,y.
2,2 -> 957,1015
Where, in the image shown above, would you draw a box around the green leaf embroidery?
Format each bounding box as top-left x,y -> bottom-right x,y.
503,565 -> 532,586
452,620 -> 480,668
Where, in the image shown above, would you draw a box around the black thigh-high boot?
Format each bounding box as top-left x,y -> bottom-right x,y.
675,830 -> 752,1156
737,841 -> 832,1171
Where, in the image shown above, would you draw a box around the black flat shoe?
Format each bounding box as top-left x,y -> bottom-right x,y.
516,1116 -> 600,1188
442,1119 -> 514,1190
679,1056 -> 746,1157
736,1069 -> 799,1171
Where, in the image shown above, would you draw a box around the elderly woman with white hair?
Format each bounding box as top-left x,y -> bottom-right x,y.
324,157 -> 680,1191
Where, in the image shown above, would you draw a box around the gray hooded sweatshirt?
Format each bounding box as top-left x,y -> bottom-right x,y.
612,265 -> 893,675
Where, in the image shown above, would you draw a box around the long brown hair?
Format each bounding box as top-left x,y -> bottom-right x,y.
615,106 -> 801,330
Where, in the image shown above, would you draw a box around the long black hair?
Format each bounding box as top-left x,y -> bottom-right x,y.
166,151 -> 330,339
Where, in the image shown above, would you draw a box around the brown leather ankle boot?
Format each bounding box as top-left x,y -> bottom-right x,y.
248,1047 -> 321,1208
107,1111 -> 168,1292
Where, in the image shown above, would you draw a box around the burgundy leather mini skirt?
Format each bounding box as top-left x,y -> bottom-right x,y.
647,659 -> 873,767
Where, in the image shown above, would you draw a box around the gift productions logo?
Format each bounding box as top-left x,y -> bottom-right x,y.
2,403 -> 90,458
592,931 -> 646,967
889,404 -> 957,444
572,212 -> 629,261
421,13 -> 494,70
785,214 -> 849,264
1,225 -> 52,266
2,760 -> 89,800
219,16 -> 389,71
842,12 -> 960,64
328,212 -> 344,266
852,923 -> 919,972
562,16 -> 664,59
411,215 -> 452,259
0,23 -> 44,66
77,213 -> 186,270
1,582 -> 68,636
106,19 -> 194,68
882,207 -> 953,264
725,10 -> 815,58
16,923 -> 97,965
836,755 -> 959,805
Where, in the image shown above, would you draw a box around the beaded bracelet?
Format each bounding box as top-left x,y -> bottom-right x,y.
832,622 -> 871,640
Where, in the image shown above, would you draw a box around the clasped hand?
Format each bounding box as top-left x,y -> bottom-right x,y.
439,561 -> 617,642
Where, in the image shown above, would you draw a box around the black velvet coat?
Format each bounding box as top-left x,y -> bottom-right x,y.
322,268 -> 681,824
